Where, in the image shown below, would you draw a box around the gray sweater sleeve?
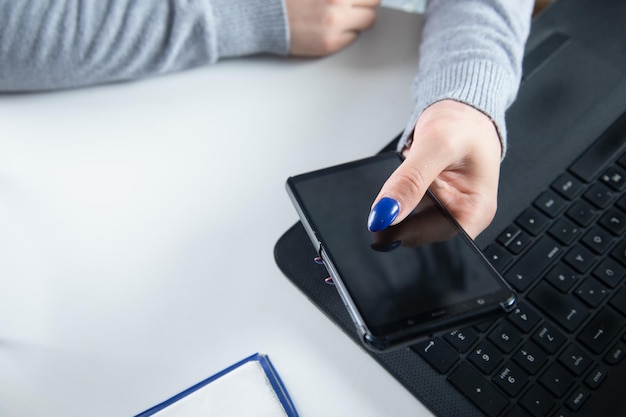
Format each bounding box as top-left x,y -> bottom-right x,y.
0,0 -> 288,92
398,0 -> 534,155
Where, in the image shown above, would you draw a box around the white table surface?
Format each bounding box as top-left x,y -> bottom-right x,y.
0,9 -> 436,417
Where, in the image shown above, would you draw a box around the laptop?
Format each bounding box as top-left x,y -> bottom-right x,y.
274,0 -> 626,415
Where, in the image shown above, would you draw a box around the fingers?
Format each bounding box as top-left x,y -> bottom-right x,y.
346,5 -> 378,32
368,102 -> 459,232
287,0 -> 379,56
368,129 -> 452,231
368,100 -> 503,238
324,31 -> 359,55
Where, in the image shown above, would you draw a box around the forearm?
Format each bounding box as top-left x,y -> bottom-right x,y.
0,0 -> 288,92
400,0 -> 534,155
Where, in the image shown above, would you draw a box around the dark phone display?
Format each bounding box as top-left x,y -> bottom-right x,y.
288,153 -> 513,338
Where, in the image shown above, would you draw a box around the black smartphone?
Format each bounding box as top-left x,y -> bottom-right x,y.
286,152 -> 516,351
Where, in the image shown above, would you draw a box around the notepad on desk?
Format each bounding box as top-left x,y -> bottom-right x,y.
136,353 -> 299,417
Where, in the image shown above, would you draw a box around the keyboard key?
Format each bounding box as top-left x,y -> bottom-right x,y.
548,218 -> 582,245
592,257 -> 625,288
504,236 -> 562,291
533,323 -> 566,354
484,244 -> 514,272
545,264 -> 582,293
565,386 -> 590,411
508,303 -> 541,333
497,225 -> 522,246
616,193 -> 626,211
412,338 -> 458,374
444,327 -> 478,353
566,200 -> 599,227
610,239 -> 626,266
468,341 -> 504,374
517,207 -> 551,236
604,343 -> 625,364
493,362 -> 528,396
575,278 -> 610,307
610,287 -> 626,316
535,190 -> 568,217
569,122 -> 625,182
552,173 -> 584,200
577,308 -> 624,354
448,363 -> 509,417
488,321 -> 524,353
563,245 -> 596,273
599,208 -> 626,236
618,151 -> 626,169
507,231 -> 531,255
558,344 -> 592,376
528,282 -> 590,333
584,183 -> 616,209
540,363 -> 576,397
519,384 -> 556,417
600,166 -> 626,191
581,226 -> 614,254
584,365 -> 608,389
513,342 -> 549,375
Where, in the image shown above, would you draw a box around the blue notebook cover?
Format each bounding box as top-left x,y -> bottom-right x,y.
136,353 -> 299,417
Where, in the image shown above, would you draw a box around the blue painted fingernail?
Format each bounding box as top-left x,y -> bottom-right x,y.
367,197 -> 400,232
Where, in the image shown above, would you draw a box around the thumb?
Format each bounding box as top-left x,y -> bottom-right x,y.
367,146 -> 449,232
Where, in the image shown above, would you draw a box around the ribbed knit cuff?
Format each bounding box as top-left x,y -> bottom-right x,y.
398,59 -> 513,158
211,0 -> 289,58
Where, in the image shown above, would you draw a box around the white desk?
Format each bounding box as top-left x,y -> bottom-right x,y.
0,9 -> 434,417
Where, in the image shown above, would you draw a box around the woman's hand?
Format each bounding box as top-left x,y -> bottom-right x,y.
286,0 -> 381,56
368,100 -> 503,239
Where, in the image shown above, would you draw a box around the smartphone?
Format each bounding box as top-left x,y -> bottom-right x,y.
286,152 -> 516,351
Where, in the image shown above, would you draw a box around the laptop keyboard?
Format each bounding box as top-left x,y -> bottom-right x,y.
410,115 -> 626,417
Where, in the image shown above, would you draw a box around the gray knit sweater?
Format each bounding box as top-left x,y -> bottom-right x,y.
0,0 -> 533,149
400,0 -> 533,153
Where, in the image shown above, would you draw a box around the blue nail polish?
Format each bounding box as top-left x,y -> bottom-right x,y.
367,197 -> 400,232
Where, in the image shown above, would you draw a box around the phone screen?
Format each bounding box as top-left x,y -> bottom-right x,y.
287,152 -> 515,348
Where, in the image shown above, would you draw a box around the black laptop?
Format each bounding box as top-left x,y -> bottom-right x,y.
274,0 -> 626,415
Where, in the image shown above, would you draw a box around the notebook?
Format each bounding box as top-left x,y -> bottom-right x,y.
274,0 -> 626,416
135,353 -> 299,417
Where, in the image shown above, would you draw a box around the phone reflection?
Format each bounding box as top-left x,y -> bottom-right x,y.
370,193 -> 460,251
363,193 -> 492,326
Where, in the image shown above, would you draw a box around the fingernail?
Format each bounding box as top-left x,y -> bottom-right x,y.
367,197 -> 400,232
